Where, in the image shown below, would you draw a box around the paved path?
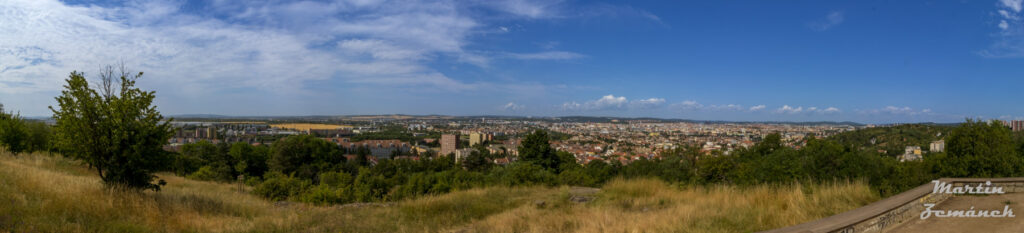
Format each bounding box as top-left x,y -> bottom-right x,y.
889,193 -> 1024,233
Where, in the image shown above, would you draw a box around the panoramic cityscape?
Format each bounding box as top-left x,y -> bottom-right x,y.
3,0 -> 1024,232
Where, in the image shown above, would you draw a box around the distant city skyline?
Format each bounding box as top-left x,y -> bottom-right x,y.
3,0 -> 1024,124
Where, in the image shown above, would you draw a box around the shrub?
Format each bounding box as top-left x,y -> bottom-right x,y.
503,162 -> 556,186
253,172 -> 311,201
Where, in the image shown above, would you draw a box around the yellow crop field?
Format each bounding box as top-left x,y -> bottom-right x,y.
270,123 -> 351,131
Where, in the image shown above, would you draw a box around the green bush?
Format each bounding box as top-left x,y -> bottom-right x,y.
299,184 -> 351,205
503,162 -> 556,186
187,165 -> 235,182
253,172 -> 311,201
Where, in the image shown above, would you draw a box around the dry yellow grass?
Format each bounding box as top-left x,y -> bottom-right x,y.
461,178 -> 881,233
269,123 -> 350,131
0,152 -> 880,233
0,152 -> 557,233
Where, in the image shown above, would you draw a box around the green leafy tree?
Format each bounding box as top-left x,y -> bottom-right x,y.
518,129 -> 560,170
462,148 -> 492,172
230,142 -> 269,178
23,120 -> 52,152
941,119 -> 1020,177
175,140 -> 233,181
0,105 -> 29,154
269,135 -> 343,181
353,146 -> 370,166
50,67 -> 173,191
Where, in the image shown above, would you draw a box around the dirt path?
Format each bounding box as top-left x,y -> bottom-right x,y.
889,193 -> 1024,233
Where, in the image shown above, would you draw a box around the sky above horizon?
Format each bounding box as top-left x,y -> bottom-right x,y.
2,0 -> 1023,123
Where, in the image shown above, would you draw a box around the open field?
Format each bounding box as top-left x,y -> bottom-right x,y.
269,123 -> 351,131
0,152 -> 880,233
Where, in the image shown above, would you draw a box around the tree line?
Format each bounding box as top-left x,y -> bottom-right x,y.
3,68 -> 1024,205
157,120 -> 1024,205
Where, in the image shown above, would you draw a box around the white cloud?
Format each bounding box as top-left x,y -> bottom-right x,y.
479,0 -> 565,19
823,107 -> 841,114
861,106 -> 933,116
1,0 -> 620,113
668,101 -> 750,112
709,104 -> 743,111
999,115 -> 1024,120
630,98 -> 666,109
588,94 -> 628,110
505,51 -> 585,60
0,0 -> 498,96
983,0 -> 1024,57
502,102 -> 525,111
775,105 -> 840,114
748,105 -> 766,111
883,106 -> 914,114
775,105 -> 804,114
808,11 -> 844,31
1003,0 -> 1023,12
561,95 -> 666,111
561,101 -> 582,111
670,100 -> 704,111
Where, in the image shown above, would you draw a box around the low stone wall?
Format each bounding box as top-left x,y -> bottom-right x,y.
760,177 -> 1024,233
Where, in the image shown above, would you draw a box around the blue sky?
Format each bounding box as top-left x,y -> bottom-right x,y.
1,0 -> 1023,123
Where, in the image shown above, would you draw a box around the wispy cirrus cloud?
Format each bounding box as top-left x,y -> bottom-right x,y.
669,100 -> 704,111
504,51 -> 585,60
981,0 -> 1024,57
501,102 -> 526,111
0,0 -> 487,95
2,0 -> 662,115
669,101 -> 755,112
862,106 -> 932,116
807,11 -> 844,31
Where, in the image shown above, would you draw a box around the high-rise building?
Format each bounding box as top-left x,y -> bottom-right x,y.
469,132 -> 484,146
440,134 -> 456,156
1013,120 -> 1024,132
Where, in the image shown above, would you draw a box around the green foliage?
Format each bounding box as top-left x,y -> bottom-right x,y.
187,165 -> 234,182
269,134 -> 344,181
173,119 -> 1024,205
299,184 -> 351,205
0,109 -> 28,154
830,124 -> 951,156
557,168 -> 597,186
501,162 -> 556,186
230,142 -> 269,178
462,149 -> 492,172
22,120 -> 52,152
941,119 -> 1021,177
253,172 -> 311,201
50,70 -> 172,191
518,130 -> 561,171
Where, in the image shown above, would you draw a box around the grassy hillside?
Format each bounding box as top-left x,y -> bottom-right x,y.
0,152 -> 880,233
